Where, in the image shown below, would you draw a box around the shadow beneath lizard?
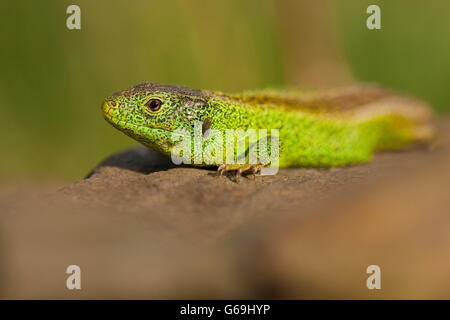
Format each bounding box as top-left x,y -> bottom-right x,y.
85,146 -> 219,178
85,146 -> 182,178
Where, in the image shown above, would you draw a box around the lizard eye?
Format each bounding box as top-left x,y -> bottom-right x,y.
146,99 -> 162,112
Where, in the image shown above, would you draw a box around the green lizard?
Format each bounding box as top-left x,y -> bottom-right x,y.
101,82 -> 434,175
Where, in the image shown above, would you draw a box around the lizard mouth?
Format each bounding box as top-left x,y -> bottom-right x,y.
102,112 -> 186,142
103,114 -> 181,155
101,103 -> 164,133
103,113 -> 167,134
101,103 -> 187,153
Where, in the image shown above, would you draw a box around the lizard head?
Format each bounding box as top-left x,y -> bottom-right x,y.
102,82 -> 211,154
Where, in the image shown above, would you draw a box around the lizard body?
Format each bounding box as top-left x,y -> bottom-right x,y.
102,82 -> 434,172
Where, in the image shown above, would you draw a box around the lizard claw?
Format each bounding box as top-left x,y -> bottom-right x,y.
217,164 -> 227,176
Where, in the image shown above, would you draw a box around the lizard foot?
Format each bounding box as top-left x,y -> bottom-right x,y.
217,164 -> 264,179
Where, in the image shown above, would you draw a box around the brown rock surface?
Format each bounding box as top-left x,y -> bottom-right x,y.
1,119 -> 450,299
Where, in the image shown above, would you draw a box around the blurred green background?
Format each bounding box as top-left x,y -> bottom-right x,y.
1,0 -> 449,179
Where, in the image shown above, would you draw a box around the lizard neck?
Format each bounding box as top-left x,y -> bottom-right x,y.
206,96 -> 256,130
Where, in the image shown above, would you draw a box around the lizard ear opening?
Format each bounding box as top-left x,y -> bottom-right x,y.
202,118 -> 212,138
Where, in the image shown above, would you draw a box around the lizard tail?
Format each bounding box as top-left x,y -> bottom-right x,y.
353,94 -> 436,149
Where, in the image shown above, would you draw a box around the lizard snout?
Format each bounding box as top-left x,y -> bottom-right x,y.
102,100 -> 117,112
101,100 -> 120,121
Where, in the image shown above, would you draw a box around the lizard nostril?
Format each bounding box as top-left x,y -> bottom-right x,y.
101,100 -> 118,115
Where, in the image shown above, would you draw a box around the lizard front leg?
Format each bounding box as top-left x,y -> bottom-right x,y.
217,133 -> 281,178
